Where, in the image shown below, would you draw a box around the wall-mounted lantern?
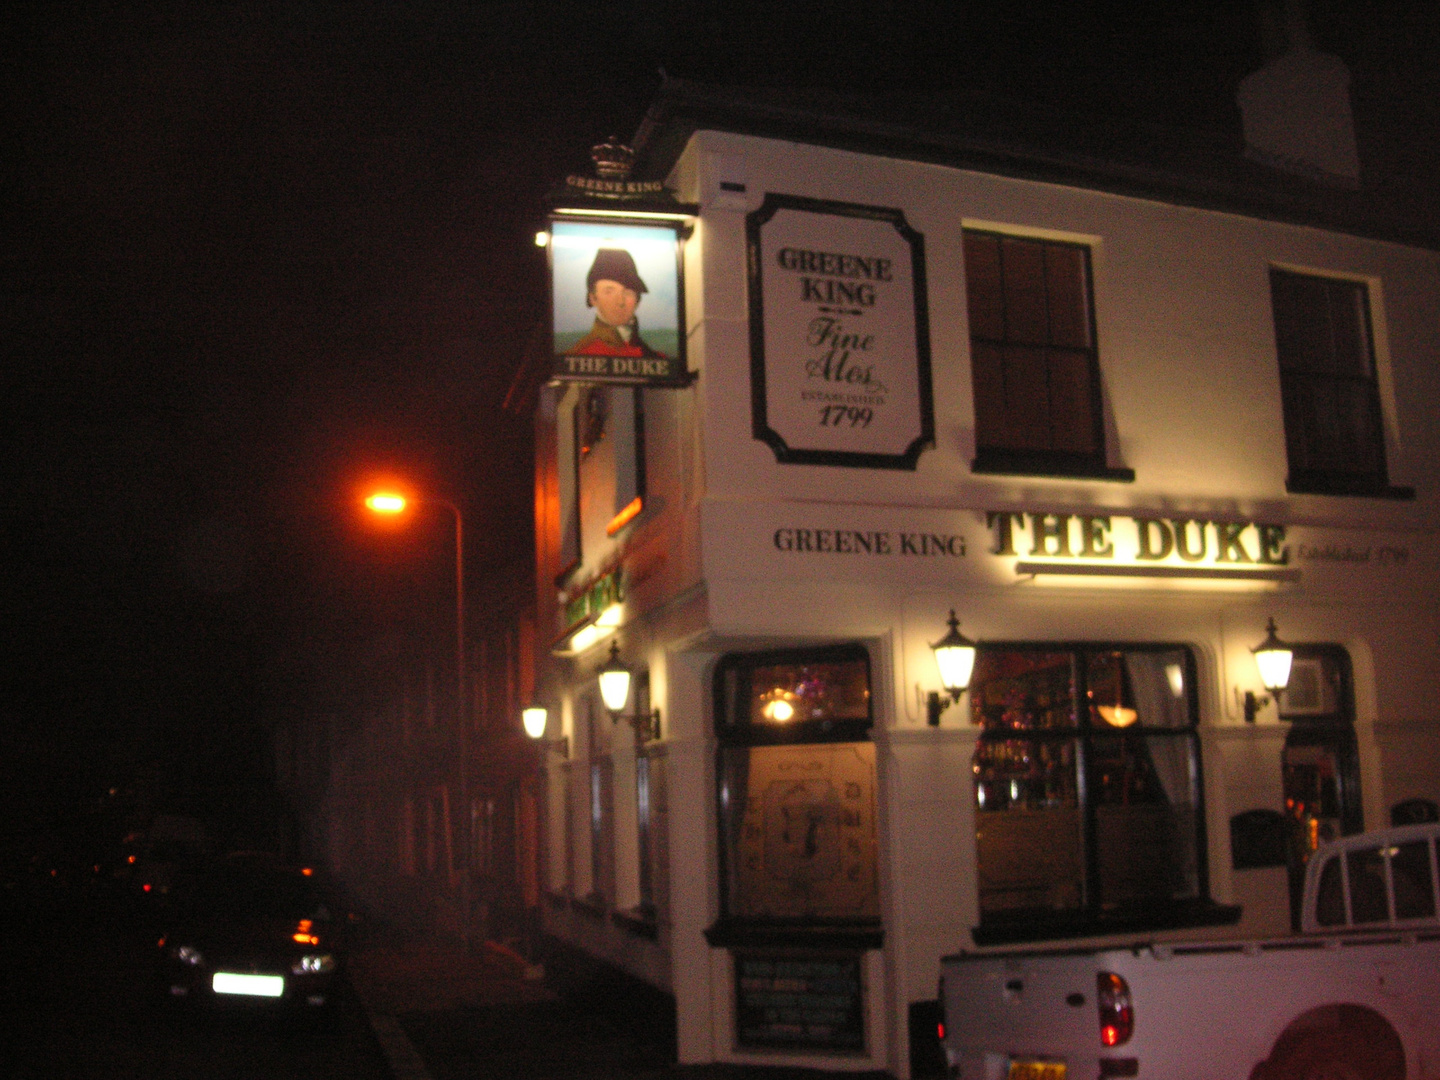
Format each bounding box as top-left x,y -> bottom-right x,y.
927,610 -> 978,726
522,705 -> 568,756
1244,617 -> 1295,723
598,641 -> 660,742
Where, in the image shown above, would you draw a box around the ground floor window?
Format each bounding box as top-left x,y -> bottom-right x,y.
969,644 -> 1228,943
708,644 -> 881,949
1280,645 -> 1361,929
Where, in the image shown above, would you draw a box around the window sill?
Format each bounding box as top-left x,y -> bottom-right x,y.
972,451 -> 1135,483
572,893 -> 608,919
971,900 -> 1240,947
612,906 -> 659,940
1286,477 -> 1416,500
704,918 -> 883,950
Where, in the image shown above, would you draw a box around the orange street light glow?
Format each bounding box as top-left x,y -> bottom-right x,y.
365,493 -> 407,513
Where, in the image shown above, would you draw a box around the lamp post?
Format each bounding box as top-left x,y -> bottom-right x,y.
365,491 -> 471,945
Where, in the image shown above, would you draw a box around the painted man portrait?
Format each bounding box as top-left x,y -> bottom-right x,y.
565,248 -> 667,358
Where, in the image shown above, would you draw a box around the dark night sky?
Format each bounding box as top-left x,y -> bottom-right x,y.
2,2 -> 1436,840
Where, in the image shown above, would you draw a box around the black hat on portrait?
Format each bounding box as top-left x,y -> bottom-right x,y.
585,248 -> 648,296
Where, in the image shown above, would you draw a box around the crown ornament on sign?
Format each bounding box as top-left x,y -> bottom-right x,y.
591,137 -> 635,180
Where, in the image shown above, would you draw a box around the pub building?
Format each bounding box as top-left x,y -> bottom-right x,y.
524,67 -> 1440,1078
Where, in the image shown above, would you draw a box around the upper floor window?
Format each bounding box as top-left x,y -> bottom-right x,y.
554,383 -> 648,584
964,231 -> 1129,481
1269,268 -> 1411,499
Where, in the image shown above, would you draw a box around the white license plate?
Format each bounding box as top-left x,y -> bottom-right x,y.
1008,1061 -> 1066,1080
213,972 -> 285,997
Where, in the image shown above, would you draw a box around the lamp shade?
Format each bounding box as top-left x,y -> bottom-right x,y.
598,642 -> 632,714
931,610 -> 977,697
522,706 -> 548,740
1252,618 -> 1294,693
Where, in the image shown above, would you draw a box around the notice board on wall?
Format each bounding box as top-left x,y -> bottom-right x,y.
734,951 -> 865,1053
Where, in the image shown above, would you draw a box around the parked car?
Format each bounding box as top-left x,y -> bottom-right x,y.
155,852 -> 344,1015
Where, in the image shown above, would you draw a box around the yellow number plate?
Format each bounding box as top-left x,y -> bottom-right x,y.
1008,1061 -> 1066,1080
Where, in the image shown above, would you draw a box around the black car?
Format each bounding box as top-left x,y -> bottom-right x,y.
155,852 -> 344,1014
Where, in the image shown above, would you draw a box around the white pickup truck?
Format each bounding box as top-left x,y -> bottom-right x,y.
939,821 -> 1440,1080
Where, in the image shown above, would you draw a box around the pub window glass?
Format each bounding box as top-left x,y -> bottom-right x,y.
964,230 -> 1106,477
714,645 -> 878,924
969,645 -> 1204,931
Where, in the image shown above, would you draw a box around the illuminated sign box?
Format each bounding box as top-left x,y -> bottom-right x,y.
548,218 -> 691,387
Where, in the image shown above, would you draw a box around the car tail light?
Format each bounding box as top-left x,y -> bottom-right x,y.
1097,972 -> 1133,1047
936,976 -> 947,1043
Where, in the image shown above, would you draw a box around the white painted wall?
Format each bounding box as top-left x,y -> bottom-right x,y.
537,125 -> 1440,1078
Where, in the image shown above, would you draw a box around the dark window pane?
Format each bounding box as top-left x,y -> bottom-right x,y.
1096,800 -> 1192,907
964,233 -> 1005,340
1326,279 -> 1373,379
1347,847 -> 1389,924
970,651 -> 1077,731
1044,244 -> 1091,349
1331,381 -> 1384,474
1391,840 -> 1435,920
972,646 -> 1204,931
718,742 -> 879,921
1002,344 -> 1053,450
1272,271 -> 1333,373
1001,238 -> 1050,345
970,341 -> 1008,448
1046,349 -> 1099,454
1271,268 -> 1387,492
976,802 -> 1083,914
746,658 -> 870,726
1087,650 -> 1192,730
974,738 -> 1078,812
1315,856 -> 1346,926
965,231 -> 1105,470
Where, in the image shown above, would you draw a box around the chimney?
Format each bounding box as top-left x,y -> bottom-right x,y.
1236,0 -> 1360,187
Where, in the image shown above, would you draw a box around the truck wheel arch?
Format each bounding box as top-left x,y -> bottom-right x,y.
1248,1004 -> 1405,1080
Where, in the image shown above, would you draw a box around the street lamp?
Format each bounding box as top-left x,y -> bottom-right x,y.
365,490 -> 472,944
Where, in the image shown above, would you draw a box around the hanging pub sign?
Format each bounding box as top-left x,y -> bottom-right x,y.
546,138 -> 694,388
747,194 -> 934,470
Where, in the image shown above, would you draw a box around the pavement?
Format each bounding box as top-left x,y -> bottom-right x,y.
344,924 -> 893,1080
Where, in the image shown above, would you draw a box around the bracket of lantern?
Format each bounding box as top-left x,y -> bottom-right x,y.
598,641 -> 661,743
1244,617 -> 1295,723
927,610 -> 978,726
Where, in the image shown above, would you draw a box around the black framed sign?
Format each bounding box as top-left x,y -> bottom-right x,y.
549,218 -> 690,387
734,950 -> 865,1053
747,194 -> 934,469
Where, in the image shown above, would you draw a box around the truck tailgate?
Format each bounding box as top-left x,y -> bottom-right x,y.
942,951 -> 1100,1080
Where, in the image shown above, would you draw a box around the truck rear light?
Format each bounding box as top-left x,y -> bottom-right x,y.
1097,972 -> 1133,1047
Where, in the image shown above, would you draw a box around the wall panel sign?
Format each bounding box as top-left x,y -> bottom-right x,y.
549,218 -> 691,387
734,951 -> 865,1053
747,194 -> 934,469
